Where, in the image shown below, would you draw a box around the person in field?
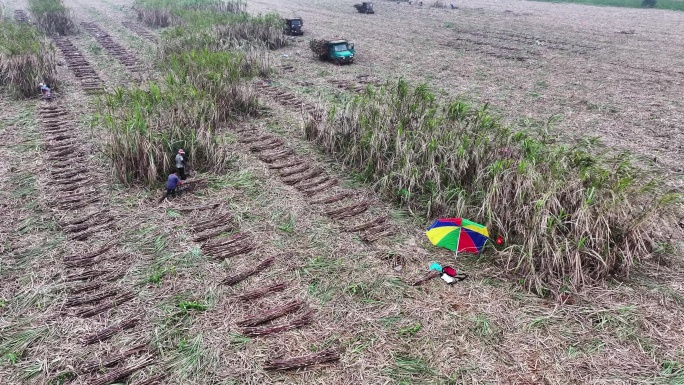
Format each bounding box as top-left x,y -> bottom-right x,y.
175,149 -> 186,180
39,83 -> 51,98
166,170 -> 183,198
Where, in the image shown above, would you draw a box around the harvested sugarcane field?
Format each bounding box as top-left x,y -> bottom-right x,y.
0,0 -> 683,383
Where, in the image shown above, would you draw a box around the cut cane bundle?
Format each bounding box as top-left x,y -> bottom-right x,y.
311,191 -> 353,205
81,344 -> 147,372
346,216 -> 388,232
239,283 -> 287,301
89,356 -> 155,385
264,348 -> 340,371
81,319 -> 140,346
325,201 -> 369,220
222,257 -> 274,286
75,292 -> 135,318
240,310 -> 312,336
236,300 -> 304,327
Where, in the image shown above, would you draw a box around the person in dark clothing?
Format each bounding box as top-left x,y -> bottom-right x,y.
175,149 -> 186,180
166,171 -> 183,198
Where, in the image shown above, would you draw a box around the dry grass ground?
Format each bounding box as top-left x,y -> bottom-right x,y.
1,0 -> 683,384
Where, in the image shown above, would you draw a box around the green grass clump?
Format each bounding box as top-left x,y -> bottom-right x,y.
177,301 -> 208,311
305,79 -> 682,291
167,334 -> 211,380
28,0 -> 76,35
0,325 -> 49,363
385,353 -> 437,383
0,21 -> 57,97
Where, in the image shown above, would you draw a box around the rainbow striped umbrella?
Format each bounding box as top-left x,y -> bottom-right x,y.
426,218 -> 489,254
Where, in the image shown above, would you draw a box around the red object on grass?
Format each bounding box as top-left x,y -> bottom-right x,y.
496,236 -> 503,245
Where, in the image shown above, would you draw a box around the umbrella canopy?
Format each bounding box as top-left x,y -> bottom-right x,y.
426,218 -> 489,253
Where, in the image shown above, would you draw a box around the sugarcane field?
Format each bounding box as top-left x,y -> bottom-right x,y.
1,0 -> 684,383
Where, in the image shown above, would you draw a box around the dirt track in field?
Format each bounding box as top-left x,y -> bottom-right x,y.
249,0 -> 684,175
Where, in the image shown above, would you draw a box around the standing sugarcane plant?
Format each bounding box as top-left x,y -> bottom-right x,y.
28,0 -> 76,36
305,79 -> 682,291
99,0 -> 287,189
99,48 -> 263,186
0,20 -> 58,97
134,0 -> 246,27
100,81 -> 228,186
159,12 -> 287,57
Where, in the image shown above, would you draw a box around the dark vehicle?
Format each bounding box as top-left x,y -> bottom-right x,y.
354,2 -> 374,13
284,18 -> 304,35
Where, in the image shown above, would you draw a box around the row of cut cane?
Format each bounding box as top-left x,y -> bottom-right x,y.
81,22 -> 140,70
39,102 -> 153,383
